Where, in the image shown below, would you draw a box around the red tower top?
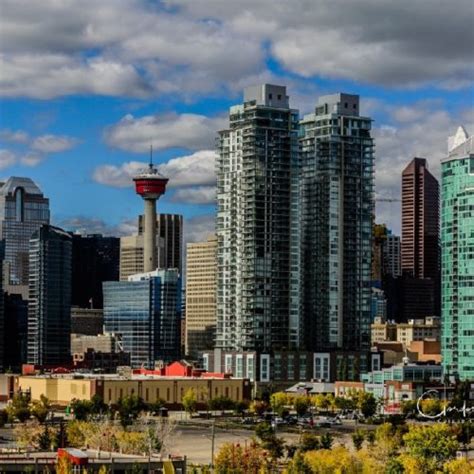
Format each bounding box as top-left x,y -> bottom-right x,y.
133,154 -> 168,199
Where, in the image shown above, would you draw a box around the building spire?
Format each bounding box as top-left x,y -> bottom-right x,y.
149,144 -> 153,169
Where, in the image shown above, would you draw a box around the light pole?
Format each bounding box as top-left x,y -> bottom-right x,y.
210,420 -> 216,472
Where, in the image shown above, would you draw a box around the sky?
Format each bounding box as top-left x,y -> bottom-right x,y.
0,0 -> 473,242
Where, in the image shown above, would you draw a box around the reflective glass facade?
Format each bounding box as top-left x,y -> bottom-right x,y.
300,94 -> 374,357
0,177 -> 49,285
216,85 -> 299,352
441,133 -> 474,380
27,225 -> 72,365
103,269 -> 181,368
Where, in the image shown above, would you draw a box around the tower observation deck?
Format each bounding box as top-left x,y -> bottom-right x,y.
133,154 -> 169,273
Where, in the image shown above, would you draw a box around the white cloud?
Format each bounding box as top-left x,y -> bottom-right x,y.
104,113 -> 225,153
184,214 -> 215,245
0,128 -> 29,143
31,134 -> 79,153
93,150 -> 216,190
171,186 -> 216,204
0,149 -> 16,169
20,151 -> 44,167
56,215 -> 137,237
1,0 -> 471,99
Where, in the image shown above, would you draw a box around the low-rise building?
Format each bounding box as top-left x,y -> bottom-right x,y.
371,316 -> 440,346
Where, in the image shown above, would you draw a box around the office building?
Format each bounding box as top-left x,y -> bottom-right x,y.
27,225 -> 72,366
70,234 -> 119,308
384,231 -> 401,278
371,287 -> 387,321
70,307 -> 104,336
401,158 -> 439,279
120,214 -> 183,281
215,84 -> 299,352
372,224 -> 388,283
4,293 -> 28,371
0,177 -> 50,286
371,316 -> 440,346
441,126 -> 474,380
185,235 -> 217,357
300,93 -> 374,374
103,269 -> 181,368
138,213 -> 183,274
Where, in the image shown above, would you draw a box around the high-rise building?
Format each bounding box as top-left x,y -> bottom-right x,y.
372,224 -> 388,283
300,94 -> 374,368
441,126 -> 474,381
27,225 -> 72,366
215,84 -> 299,352
0,177 -> 50,286
401,158 -> 440,280
139,214 -> 183,274
103,269 -> 181,368
120,214 -> 183,281
185,235 -> 217,358
384,231 -> 401,278
4,292 -> 28,371
70,234 -> 119,308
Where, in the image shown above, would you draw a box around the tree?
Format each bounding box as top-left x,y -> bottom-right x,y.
384,457 -> 405,474
402,423 -> 459,473
70,399 -> 93,421
209,396 -> 235,413
234,400 -> 249,415
148,399 -> 166,415
38,424 -> 57,451
249,400 -> 268,416
182,388 -> 198,417
351,429 -> 365,450
303,446 -> 361,473
312,394 -> 330,412
300,433 -> 320,452
255,422 -> 285,460
285,451 -> 312,474
116,395 -> 146,427
319,433 -> 333,450
31,395 -> 51,422
214,442 -> 268,473
366,430 -> 376,446
90,394 -> 108,417
400,400 -> 417,417
293,397 -> 310,417
270,392 -> 288,417
7,392 -> 31,423
14,420 -> 58,450
0,409 -> 8,428
358,392 -> 377,418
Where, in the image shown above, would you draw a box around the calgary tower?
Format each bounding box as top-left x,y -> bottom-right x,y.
133,148 -> 169,273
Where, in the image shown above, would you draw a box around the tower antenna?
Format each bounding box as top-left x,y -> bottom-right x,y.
149,144 -> 153,168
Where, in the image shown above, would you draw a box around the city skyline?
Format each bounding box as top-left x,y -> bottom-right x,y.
0,1 -> 472,244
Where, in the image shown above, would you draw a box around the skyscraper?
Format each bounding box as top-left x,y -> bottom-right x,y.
120,214 -> 183,281
70,233 -> 120,308
27,225 -> 72,366
215,84 -> 299,352
401,158 -> 440,280
0,177 -> 49,286
185,235 -> 217,358
103,269 -> 181,368
441,126 -> 474,381
384,231 -> 401,278
300,94 -> 374,370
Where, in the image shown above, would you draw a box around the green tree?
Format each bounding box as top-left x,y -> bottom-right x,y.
182,388 -> 198,417
351,429 -> 365,450
0,409 -> 8,427
285,451 -> 312,474
300,433 -> 320,452
358,392 -> 377,418
293,397 -> 310,417
400,400 -> 417,417
402,423 -> 459,473
214,442 -> 268,473
366,430 -> 376,446
312,394 -> 330,412
31,395 -> 51,422
249,400 -> 268,416
70,399 -> 93,421
384,457 -> 405,474
7,392 -> 31,423
90,394 -> 107,416
319,433 -> 333,450
116,395 -> 146,427
148,399 -> 166,415
209,396 -> 235,413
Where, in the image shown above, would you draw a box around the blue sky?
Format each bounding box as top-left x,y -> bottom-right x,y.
0,0 -> 473,241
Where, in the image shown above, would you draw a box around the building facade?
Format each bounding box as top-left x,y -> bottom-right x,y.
215,84 -> 299,352
70,307 -> 104,336
70,234 -> 119,309
185,235 -> 217,358
27,225 -> 72,366
441,126 -> 474,380
384,231 -> 401,278
0,177 -> 50,286
103,269 -> 181,368
300,93 -> 374,371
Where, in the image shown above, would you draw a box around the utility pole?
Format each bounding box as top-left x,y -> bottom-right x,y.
210,420 -> 216,472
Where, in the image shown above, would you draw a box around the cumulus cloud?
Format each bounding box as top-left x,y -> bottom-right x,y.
171,186 -> 216,204
93,150 -> 216,190
31,134 -> 79,153
184,214 -> 216,245
104,113 -> 225,152
56,216 -> 137,237
1,0 -> 471,99
20,151 -> 44,167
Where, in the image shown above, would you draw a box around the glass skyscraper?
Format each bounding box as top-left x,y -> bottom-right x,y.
441,126 -> 474,381
215,84 -> 299,352
0,177 -> 50,286
103,269 -> 181,368
300,94 -> 374,364
27,225 -> 72,365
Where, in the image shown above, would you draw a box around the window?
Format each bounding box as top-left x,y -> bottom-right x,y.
225,354 -> 233,374
269,93 -> 273,99
236,355 -> 243,378
260,354 -> 270,382
277,94 -> 282,100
